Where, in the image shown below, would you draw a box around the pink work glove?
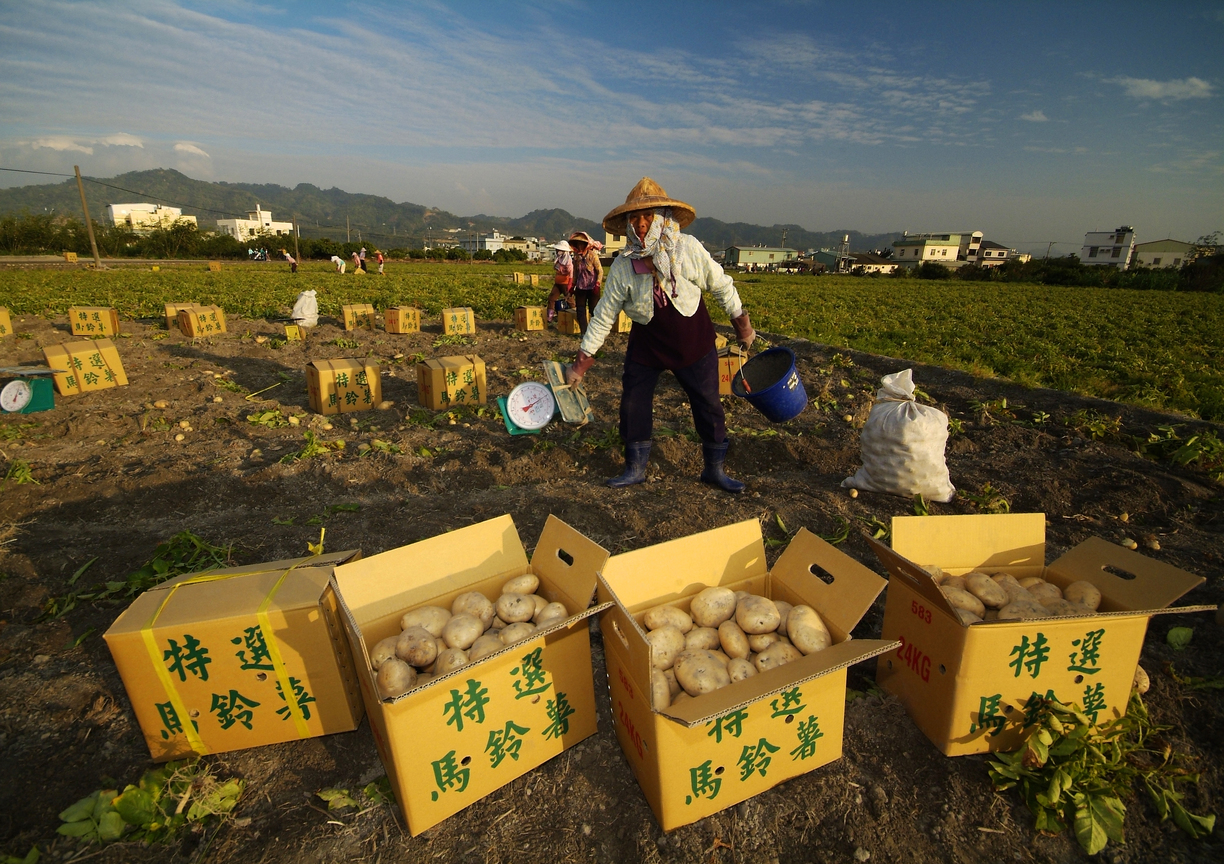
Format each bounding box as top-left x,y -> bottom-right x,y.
731,312 -> 756,351
566,350 -> 595,385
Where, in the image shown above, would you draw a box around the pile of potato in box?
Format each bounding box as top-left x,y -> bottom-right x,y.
102,511 -> 1216,834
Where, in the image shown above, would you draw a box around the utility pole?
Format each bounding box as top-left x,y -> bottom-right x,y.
1044,241 -> 1054,260
781,228 -> 787,249
293,216 -> 301,264
347,216 -> 351,243
74,165 -> 102,269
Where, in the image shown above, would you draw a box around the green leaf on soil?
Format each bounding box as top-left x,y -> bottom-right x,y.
1166,627 -> 1193,651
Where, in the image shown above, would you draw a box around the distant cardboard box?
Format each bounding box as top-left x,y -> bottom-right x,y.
599,520 -> 894,831
555,311 -> 581,335
307,359 -> 382,415
871,513 -> 1217,757
178,306 -> 227,338
384,307 -> 421,334
208,261 -> 222,272
43,338 -> 128,396
331,514 -> 610,836
164,303 -> 200,330
442,307 -> 476,336
68,306 -> 120,337
0,307 -> 12,338
717,346 -> 746,396
342,304 -> 376,332
103,550 -> 365,762
417,355 -> 486,410
63,252 -> 78,263
514,306 -> 545,332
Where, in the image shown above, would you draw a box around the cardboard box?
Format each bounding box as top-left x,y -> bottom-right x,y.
871,513 -> 1216,757
43,338 -> 128,396
331,515 -> 610,836
103,550 -> 365,762
514,306 -> 545,332
0,307 -> 12,338
342,304 -> 376,331
164,303 -> 200,330
512,272 -> 525,284
178,306 -> 227,337
68,306 -> 120,337
285,324 -> 304,342
717,346 -> 747,395
442,307 -> 476,335
598,520 -> 894,831
530,274 -> 540,287
307,359 -> 382,415
208,261 -> 222,272
384,307 -> 421,334
555,310 -> 581,335
416,355 -> 486,410
64,252 -> 78,263
617,311 -> 632,333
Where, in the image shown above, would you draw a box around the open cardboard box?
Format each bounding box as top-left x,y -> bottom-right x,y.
331,514 -> 609,836
598,519 -> 895,831
871,513 -> 1217,756
104,550 -> 365,762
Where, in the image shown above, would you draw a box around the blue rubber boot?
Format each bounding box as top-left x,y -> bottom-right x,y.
700,441 -> 745,493
608,441 -> 651,488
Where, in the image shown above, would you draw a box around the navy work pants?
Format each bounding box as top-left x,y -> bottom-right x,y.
619,347 -> 726,445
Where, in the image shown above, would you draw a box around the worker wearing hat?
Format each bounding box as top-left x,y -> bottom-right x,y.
547,240 -> 574,321
567,231 -> 604,332
567,178 -> 755,492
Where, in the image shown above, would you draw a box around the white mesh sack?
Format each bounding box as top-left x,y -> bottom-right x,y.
842,368 -> 955,502
290,290 -> 318,327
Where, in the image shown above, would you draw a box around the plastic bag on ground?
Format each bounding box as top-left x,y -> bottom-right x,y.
842,368 -> 955,502
291,290 -> 318,327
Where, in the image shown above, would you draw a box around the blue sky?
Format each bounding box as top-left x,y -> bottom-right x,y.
1,0 -> 1221,252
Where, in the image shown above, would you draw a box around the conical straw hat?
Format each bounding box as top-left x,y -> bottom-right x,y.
602,177 -> 696,234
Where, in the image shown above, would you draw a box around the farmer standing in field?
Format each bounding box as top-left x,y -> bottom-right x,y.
359,246 -> 368,272
547,240 -> 574,322
568,231 -> 604,332
350,250 -> 362,274
376,249 -> 385,275
566,178 -> 755,492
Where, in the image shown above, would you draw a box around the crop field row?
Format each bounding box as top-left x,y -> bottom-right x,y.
2,263 -> 1222,420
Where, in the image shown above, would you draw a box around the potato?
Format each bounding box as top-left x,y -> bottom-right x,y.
1133,664 -> 1150,695
991,573 -> 1030,604
790,626 -> 831,655
734,590 -> 751,603
468,632 -> 504,662
529,594 -> 549,616
433,647 -> 469,675
502,574 -> 540,595
955,608 -> 982,625
942,575 -> 967,593
922,564 -> 945,581
442,613 -> 484,650
736,595 -> 781,635
964,572 -> 1008,609
748,631 -> 783,653
727,657 -> 756,683
940,585 -> 986,618
998,601 -> 1044,621
787,605 -> 832,655
1017,576 -> 1045,589
643,605 -> 694,634
490,616 -> 508,630
376,659 -> 417,699
685,627 -> 721,652
495,592 -> 536,624
369,635 -> 400,670
1026,581 -> 1063,604
400,606 -> 450,638
395,626 -> 439,668
663,667 -> 681,697
500,622 -> 537,645
533,601 -> 569,627
650,669 -> 672,710
1063,581 -> 1101,611
710,650 -> 732,666
755,641 -> 803,672
774,600 -> 793,634
646,625 -> 687,670
452,591 -> 495,628
717,620 -> 750,659
673,650 -> 732,696
689,587 -> 737,628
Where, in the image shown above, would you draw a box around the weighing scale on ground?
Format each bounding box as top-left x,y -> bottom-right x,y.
0,367 -> 57,415
498,361 -> 594,435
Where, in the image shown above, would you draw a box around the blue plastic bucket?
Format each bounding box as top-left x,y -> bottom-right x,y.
730,347 -> 808,422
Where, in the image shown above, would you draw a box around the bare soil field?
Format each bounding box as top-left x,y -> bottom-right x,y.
0,309 -> 1220,864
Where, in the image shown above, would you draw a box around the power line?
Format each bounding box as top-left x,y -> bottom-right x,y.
0,167 -> 75,178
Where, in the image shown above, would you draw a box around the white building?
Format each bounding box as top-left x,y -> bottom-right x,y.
458,230 -> 506,253
106,203 -> 197,233
892,231 -> 983,266
603,229 -> 626,257
1080,226 -> 1135,270
215,206 -> 295,244
976,240 -> 1016,267
1132,239 -> 1194,269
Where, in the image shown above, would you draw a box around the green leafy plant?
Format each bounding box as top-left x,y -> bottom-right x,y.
1,846 -> 39,864
279,431 -> 345,463
315,776 -> 396,813
1067,409 -> 1123,441
857,514 -> 890,541
582,426 -> 621,451
971,397 -> 1017,426
0,421 -> 39,442
267,337 -> 287,349
362,439 -> 403,456
764,513 -> 798,548
433,334 -> 470,347
1166,627 -> 1194,651
1167,663 -> 1224,691
2,459 -> 38,486
947,417 -> 965,435
965,482 -> 1010,514
246,410 -> 288,428
913,493 -> 930,516
988,693 -> 1215,855
329,337 -> 360,349
212,377 -> 245,394
817,516 -> 851,546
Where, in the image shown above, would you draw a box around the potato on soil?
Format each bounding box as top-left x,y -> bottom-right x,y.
1064,581 -> 1101,611
533,601 -> 569,627
452,591 -> 495,628
787,605 -> 832,655
1026,581 -> 1063,604
674,650 -> 732,696
689,587 -> 737,628
395,626 -> 439,668
755,641 -> 803,672
718,620 -> 750,659
369,635 -> 400,670
663,667 -> 681,697
964,572 -> 1007,608
502,574 -> 540,595
468,632 -> 504,662
643,605 -> 694,634
941,585 -> 986,618
727,657 -> 756,683
646,625 -> 687,670
377,659 -> 417,698
736,595 -> 781,635
400,606 -> 450,638
495,592 -> 536,624
442,613 -> 484,650
774,600 -> 793,633
1133,664 -> 1150,695
500,622 -> 537,645
748,631 -> 783,653
684,627 -> 721,652
650,669 -> 672,710
433,647 -> 469,674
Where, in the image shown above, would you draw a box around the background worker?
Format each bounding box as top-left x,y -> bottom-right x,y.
547,240 -> 573,322
568,231 -> 603,332
280,248 -> 297,273
330,254 -> 346,274
350,250 -> 362,274
566,178 -> 755,493
376,249 -> 385,275
359,246 -> 368,272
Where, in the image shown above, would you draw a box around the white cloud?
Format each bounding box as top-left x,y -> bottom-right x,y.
1020,110 -> 1049,122
32,136 -> 93,154
175,142 -> 210,158
99,133 -> 143,147
1111,76 -> 1214,101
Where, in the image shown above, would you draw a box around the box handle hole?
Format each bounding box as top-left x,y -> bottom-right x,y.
1103,564 -> 1137,581
808,563 -> 836,585
557,548 -> 574,566
939,664 -> 946,675
714,766 -> 725,776
460,755 -> 472,766
611,619 -> 631,650
256,672 -> 268,681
